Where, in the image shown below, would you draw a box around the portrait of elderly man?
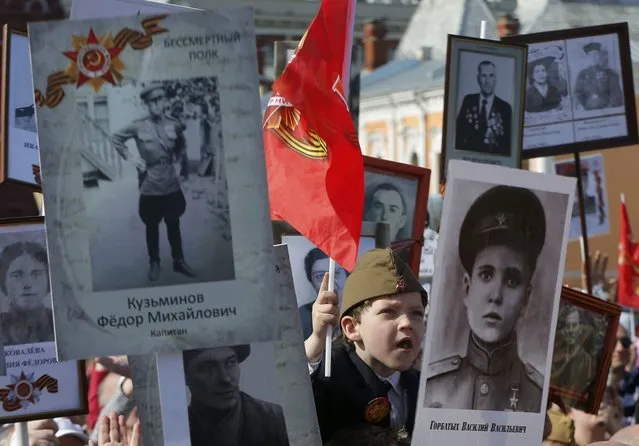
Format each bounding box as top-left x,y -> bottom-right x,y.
455,59 -> 513,156
183,345 -> 289,446
0,240 -> 54,346
299,247 -> 348,340
364,181 -> 409,243
425,186 -> 546,412
111,82 -> 196,283
551,306 -> 600,409
574,41 -> 623,111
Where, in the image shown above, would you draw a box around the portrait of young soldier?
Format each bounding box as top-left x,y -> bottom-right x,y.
425,185 -> 547,412
111,83 -> 196,283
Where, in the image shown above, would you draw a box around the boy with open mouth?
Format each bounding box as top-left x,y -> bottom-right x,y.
305,248 -> 428,443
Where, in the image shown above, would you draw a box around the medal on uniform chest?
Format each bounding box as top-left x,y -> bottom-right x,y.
507,385 -> 519,412
365,397 -> 391,423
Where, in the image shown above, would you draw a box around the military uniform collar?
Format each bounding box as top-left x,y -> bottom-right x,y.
467,332 -> 517,376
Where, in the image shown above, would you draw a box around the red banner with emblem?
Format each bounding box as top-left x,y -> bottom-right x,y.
263,0 -> 363,270
618,199 -> 639,308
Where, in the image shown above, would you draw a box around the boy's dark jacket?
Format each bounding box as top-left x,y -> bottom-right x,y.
311,343 -> 420,442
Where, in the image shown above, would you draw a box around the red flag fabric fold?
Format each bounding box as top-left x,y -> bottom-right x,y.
618,199 -> 639,308
263,0 -> 363,270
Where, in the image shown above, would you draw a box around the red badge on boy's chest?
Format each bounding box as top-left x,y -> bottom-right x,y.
365,397 -> 390,424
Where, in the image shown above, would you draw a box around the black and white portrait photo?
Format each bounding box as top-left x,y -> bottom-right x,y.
551,301 -> 608,411
454,53 -> 515,157
183,344 -> 290,446
523,43 -> 572,129
419,162 -> 573,414
442,37 -> 526,176
567,35 -> 625,118
364,171 -> 418,243
526,56 -> 564,114
80,77 -> 234,293
0,223 -> 53,347
503,23 -> 637,158
282,235 -> 376,340
155,245 -> 322,445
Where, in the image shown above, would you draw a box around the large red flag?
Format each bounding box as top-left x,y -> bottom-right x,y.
618,197 -> 639,308
263,0 -> 363,270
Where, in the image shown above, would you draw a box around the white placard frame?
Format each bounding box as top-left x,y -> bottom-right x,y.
28,8 -> 278,360
413,160 -> 576,446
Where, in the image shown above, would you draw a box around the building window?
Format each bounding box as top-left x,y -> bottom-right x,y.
403,127 -> 423,166
368,131 -> 387,159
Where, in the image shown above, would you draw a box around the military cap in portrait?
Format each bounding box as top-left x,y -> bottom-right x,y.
140,83 -> 166,101
583,42 -> 602,54
458,185 -> 546,275
183,344 -> 251,367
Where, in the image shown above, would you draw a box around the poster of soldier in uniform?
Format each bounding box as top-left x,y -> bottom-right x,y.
503,23 -> 638,158
412,161 -> 575,446
554,153 -> 610,241
550,286 -> 621,414
28,8 -> 279,360
156,246 -> 322,446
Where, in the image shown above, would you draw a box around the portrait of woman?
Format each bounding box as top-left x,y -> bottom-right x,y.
525,56 -> 563,113
0,241 -> 54,346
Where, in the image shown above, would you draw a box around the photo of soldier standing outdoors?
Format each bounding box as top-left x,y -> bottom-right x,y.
111,83 -> 196,282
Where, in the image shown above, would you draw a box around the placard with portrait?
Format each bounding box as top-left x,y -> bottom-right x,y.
440,35 -> 527,182
413,161 -> 575,446
155,245 -> 322,446
503,22 -> 638,158
28,8 -> 278,360
0,217 -> 87,423
550,286 -> 621,413
273,220 -> 389,342
362,156 -> 430,275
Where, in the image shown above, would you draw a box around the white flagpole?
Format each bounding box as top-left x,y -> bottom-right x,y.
325,258 -> 337,376
324,0 -> 358,378
480,20 -> 487,39
15,422 -> 29,446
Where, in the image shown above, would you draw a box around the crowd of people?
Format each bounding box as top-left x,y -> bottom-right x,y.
0,246 -> 635,446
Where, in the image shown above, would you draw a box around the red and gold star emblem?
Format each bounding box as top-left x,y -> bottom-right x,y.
63,28 -> 125,92
7,372 -> 37,405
